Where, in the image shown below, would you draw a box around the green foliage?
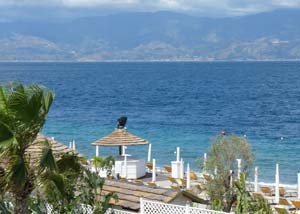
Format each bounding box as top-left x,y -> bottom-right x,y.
234,173 -> 272,214
91,156 -> 115,176
0,82 -> 54,214
203,134 -> 254,212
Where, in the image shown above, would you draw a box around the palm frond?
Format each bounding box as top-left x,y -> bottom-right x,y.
38,140 -> 57,173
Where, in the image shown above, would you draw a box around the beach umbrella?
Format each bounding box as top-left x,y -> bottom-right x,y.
72,139 -> 76,150
92,127 -> 149,154
180,158 -> 184,179
297,173 -> 300,199
187,163 -> 191,190
147,143 -> 152,162
203,153 -> 207,173
236,159 -> 242,179
152,158 -> 156,182
96,145 -> 99,157
176,147 -> 180,162
275,163 -> 280,204
254,166 -> 258,192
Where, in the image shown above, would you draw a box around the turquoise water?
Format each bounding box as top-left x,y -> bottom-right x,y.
1,62 -> 300,183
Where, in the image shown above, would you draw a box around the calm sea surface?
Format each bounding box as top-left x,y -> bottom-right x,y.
0,62 -> 300,183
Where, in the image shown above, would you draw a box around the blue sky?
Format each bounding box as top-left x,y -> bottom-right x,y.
0,0 -> 300,20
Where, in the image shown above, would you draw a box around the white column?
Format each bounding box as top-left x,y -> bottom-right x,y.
203,153 -> 207,173
214,166 -> 217,175
96,145 -> 99,157
72,140 -> 76,150
230,170 -> 233,188
275,163 -> 280,204
122,146 -> 125,155
237,159 -> 242,179
180,158 -> 184,179
187,163 -> 191,190
124,155 -> 128,178
254,166 -> 258,192
152,158 -> 156,182
298,173 -> 300,199
69,141 -> 72,149
176,147 -> 180,162
147,143 -> 152,162
185,203 -> 190,214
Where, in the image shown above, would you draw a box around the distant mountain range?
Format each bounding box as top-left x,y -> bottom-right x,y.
1,9 -> 300,61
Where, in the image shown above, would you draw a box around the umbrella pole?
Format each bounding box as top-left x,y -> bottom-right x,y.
119,146 -> 122,155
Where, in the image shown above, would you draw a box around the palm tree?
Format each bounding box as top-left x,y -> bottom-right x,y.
0,82 -> 54,214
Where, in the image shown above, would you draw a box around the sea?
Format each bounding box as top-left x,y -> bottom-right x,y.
0,61 -> 300,184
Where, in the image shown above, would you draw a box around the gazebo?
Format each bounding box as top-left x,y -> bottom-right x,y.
91,117 -> 150,179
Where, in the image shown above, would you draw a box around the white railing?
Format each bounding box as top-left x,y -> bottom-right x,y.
140,198 -> 229,214
45,203 -> 137,214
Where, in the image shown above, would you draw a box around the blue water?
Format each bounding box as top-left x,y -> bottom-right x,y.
1,62 -> 300,183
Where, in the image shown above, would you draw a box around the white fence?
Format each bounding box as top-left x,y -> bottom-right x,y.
140,199 -> 228,214
44,199 -> 228,214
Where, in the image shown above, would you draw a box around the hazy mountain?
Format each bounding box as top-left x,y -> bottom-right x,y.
0,9 -> 300,61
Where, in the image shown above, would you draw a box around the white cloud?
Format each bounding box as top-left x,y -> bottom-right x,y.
0,0 -> 300,16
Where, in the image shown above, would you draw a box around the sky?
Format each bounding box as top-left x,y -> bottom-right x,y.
0,0 -> 300,20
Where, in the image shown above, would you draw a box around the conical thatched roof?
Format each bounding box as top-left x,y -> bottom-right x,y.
0,134 -> 83,168
92,128 -> 149,146
26,134 -> 83,163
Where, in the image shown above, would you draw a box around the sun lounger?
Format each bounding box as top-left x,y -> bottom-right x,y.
146,162 -> 153,171
203,174 -> 213,182
190,171 -> 198,180
260,186 -> 273,196
291,199 -> 300,210
275,206 -> 290,214
147,182 -> 157,187
164,165 -> 172,173
134,179 -> 144,185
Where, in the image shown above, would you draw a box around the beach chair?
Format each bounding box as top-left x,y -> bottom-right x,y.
167,176 -> 178,186
147,182 -> 157,187
275,207 -> 290,214
280,187 -> 296,197
190,171 -> 198,180
177,178 -> 186,187
134,179 -> 144,185
203,174 -> 212,182
251,192 -> 264,199
291,199 -> 300,210
120,177 -> 128,182
171,185 -> 181,190
146,162 -> 153,171
260,186 -> 273,196
164,165 -> 172,173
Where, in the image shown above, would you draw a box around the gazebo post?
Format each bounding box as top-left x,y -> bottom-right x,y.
119,146 -> 122,155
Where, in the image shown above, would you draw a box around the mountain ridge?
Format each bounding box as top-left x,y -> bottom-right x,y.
0,9 -> 300,61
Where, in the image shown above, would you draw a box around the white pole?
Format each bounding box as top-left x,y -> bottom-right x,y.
176,147 -> 180,162
69,141 -> 72,149
254,166 -> 258,192
214,166 -> 217,175
187,163 -> 191,190
203,153 -> 207,173
275,163 -> 280,204
152,158 -> 156,182
298,173 -> 300,199
72,140 -> 76,150
180,158 -> 184,179
237,159 -> 242,179
147,143 -> 152,162
124,155 -> 127,178
122,146 -> 125,156
96,145 -> 99,157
